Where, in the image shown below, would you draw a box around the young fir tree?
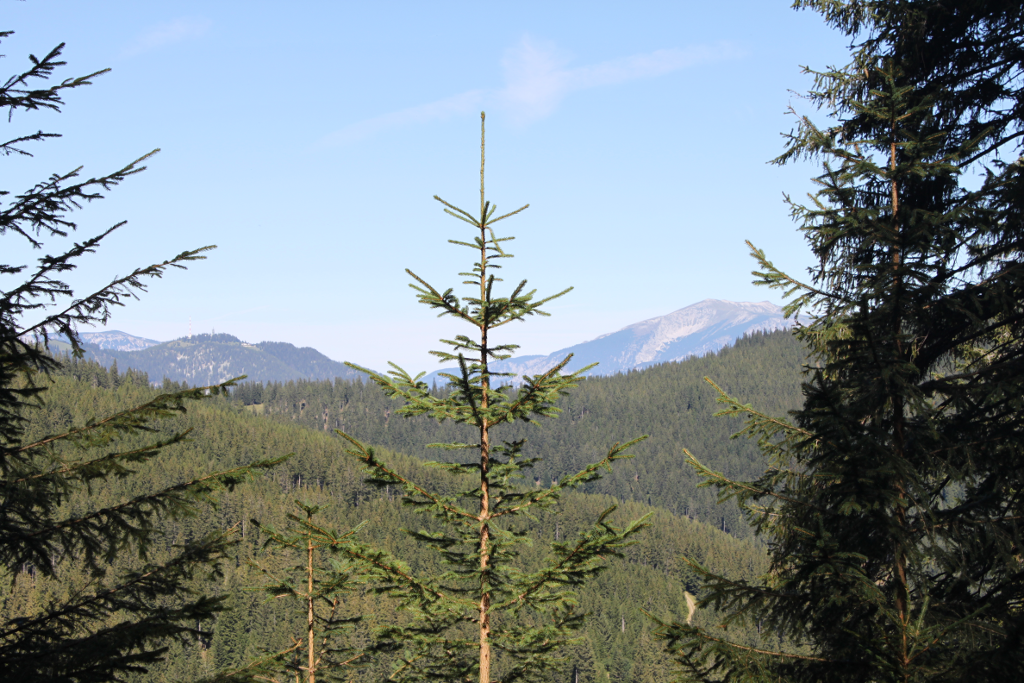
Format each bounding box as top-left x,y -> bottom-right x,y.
225,501 -> 368,683
339,113 -> 650,683
0,33 -> 281,682
656,2 -> 1024,682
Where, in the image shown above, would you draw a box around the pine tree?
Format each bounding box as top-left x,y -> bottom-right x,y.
0,32 -> 281,682
656,2 -> 1024,682
339,113 -> 650,683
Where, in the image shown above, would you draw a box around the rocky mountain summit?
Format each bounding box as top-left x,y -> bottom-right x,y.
423,299 -> 793,384
582,299 -> 791,371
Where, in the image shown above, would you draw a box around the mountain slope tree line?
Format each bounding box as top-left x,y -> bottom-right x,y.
231,328 -> 807,541
2,357 -> 772,682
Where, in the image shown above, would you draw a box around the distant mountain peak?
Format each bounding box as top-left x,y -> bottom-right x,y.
74,331 -> 365,386
79,330 -> 162,352
170,333 -> 243,344
607,300 -> 787,366
423,298 -> 793,385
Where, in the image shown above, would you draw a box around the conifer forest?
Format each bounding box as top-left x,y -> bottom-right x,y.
2,2 -> 1022,682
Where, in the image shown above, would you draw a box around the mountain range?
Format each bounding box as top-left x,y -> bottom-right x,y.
64,299 -> 792,387
422,299 -> 792,385
78,330 -> 162,352
74,333 -> 365,386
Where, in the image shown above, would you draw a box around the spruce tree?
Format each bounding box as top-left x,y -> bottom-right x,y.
218,501 -> 369,683
339,113 -> 650,683
0,33 -> 280,682
656,2 -> 1024,682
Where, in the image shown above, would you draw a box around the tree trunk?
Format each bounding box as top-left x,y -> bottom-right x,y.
308,534 -> 316,683
478,114 -> 492,683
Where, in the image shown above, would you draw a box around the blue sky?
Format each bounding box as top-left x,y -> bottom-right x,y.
3,1 -> 852,372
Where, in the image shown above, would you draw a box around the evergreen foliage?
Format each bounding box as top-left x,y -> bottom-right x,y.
232,502 -> 368,682
0,356 -> 770,682
657,2 -> 1024,681
0,33 -> 280,681
232,328 -> 808,540
339,114 -> 650,683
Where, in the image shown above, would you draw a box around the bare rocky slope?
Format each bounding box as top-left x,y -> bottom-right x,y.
423,299 -> 792,384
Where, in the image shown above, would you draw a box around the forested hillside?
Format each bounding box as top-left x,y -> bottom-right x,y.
233,329 -> 808,539
6,2 -> 1018,680
2,356 -> 779,682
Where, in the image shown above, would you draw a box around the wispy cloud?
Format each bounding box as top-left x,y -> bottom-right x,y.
499,37 -> 742,124
322,90 -> 486,146
122,17 -> 211,57
321,36 -> 742,146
